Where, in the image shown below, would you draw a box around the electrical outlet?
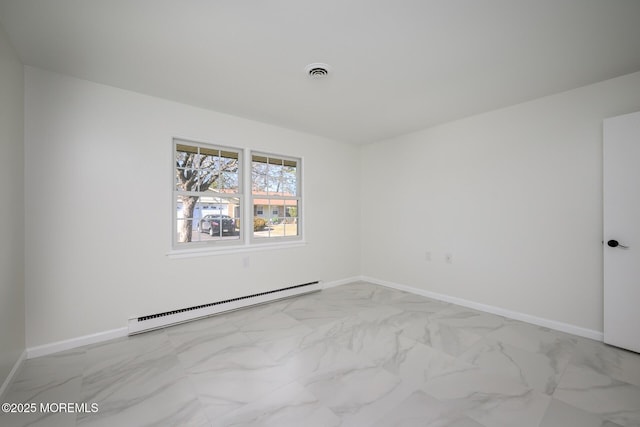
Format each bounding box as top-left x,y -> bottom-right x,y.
445,253 -> 453,264
243,256 -> 250,269
425,251 -> 432,261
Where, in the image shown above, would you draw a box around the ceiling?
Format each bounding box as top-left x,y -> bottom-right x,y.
1,0 -> 640,144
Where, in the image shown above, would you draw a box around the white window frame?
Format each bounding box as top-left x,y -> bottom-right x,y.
168,140 -> 305,257
250,151 -> 302,244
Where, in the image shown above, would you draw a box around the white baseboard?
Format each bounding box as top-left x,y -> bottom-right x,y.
26,327 -> 129,359
0,350 -> 26,400
361,276 -> 604,342
322,276 -> 364,289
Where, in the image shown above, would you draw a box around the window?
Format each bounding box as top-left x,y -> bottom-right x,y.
174,140 -> 242,248
173,140 -> 302,251
251,153 -> 301,240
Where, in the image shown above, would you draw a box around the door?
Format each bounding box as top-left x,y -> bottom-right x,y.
603,110 -> 640,353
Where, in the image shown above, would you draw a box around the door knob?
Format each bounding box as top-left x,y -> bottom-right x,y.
607,239 -> 629,249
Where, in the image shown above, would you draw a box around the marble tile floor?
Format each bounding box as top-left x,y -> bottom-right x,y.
2,281 -> 640,426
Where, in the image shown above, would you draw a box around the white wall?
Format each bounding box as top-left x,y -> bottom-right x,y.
24,67 -> 361,348
361,71 -> 640,333
0,23 -> 25,385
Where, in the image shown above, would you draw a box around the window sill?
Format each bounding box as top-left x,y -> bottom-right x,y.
166,240 -> 307,259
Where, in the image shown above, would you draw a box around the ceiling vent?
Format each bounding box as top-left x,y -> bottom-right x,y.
305,63 -> 331,79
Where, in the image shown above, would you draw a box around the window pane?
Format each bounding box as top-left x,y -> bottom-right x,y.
219,152 -> 239,167
197,169 -> 219,192
176,196 -> 200,243
218,152 -> 239,192
176,144 -> 197,166
283,200 -> 299,237
282,164 -> 297,196
286,201 -> 298,220
176,198 -> 241,243
282,220 -> 298,237
176,162 -> 212,193
176,219 -> 191,244
198,153 -> 217,170
252,159 -> 268,194
176,168 -> 195,191
220,171 -> 239,192
252,154 -> 298,197
253,221 -> 269,239
267,160 -> 284,195
176,151 -> 189,168
176,145 -> 240,193
253,201 -> 269,238
251,199 -> 299,239
175,144 -> 202,192
196,196 -> 240,241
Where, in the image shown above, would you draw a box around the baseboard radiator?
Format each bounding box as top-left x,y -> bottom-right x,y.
127,281 -> 321,335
